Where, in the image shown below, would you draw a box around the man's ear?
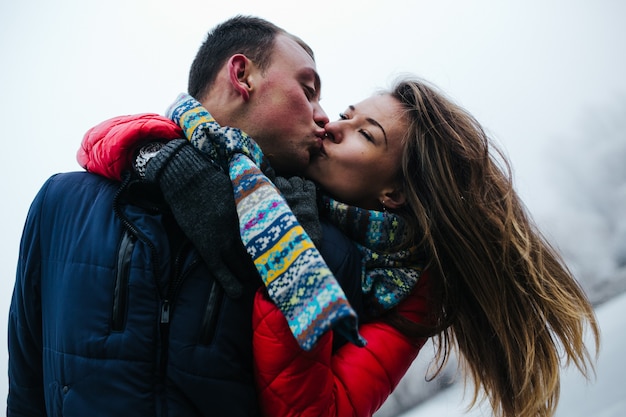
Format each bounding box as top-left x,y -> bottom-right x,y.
227,54 -> 253,101
380,186 -> 406,210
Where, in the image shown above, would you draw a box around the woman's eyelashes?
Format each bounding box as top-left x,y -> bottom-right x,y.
359,129 -> 374,142
339,113 -> 374,142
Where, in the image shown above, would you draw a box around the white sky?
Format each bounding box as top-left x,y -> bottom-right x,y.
1,0 -> 625,406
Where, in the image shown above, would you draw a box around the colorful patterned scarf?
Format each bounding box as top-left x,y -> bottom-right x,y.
320,195 -> 426,317
166,93 -> 363,351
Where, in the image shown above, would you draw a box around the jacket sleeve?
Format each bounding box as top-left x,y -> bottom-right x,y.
77,113 -> 183,180
252,270 -> 433,417
7,179 -> 52,416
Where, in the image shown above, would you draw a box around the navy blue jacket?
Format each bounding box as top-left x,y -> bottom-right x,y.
8,171 -> 363,417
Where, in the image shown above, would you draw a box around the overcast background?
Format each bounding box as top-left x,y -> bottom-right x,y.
1,0 -> 625,413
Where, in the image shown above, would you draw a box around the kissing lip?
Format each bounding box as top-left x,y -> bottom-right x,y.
311,135 -> 325,156
317,138 -> 327,156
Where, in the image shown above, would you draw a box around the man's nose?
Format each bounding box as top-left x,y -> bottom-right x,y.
313,103 -> 329,128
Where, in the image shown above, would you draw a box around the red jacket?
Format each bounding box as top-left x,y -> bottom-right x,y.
77,113 -> 182,180
252,270 -> 433,417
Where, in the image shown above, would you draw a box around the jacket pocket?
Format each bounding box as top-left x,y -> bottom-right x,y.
112,230 -> 136,331
199,279 -> 223,345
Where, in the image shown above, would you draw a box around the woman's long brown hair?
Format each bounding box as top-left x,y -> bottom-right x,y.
389,78 -> 600,417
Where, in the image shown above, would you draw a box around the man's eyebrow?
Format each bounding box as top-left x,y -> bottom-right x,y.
349,105 -> 388,146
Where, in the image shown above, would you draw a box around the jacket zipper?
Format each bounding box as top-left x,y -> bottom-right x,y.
112,230 -> 136,331
112,175 -> 163,300
199,279 -> 223,345
160,242 -> 197,326
112,175 -> 177,414
158,243 -> 197,376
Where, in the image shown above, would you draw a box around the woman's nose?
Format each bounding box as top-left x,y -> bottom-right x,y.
323,121 -> 341,143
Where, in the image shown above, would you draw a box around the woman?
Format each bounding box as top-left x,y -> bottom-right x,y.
253,78 -> 600,417
78,78 -> 599,417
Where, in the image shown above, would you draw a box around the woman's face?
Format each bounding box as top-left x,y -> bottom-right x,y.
305,93 -> 408,210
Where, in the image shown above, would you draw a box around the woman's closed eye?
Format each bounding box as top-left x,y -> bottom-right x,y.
339,112 -> 375,142
359,129 -> 374,142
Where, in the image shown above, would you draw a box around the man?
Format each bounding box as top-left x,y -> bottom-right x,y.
186,15 -> 327,174
7,16 -> 362,417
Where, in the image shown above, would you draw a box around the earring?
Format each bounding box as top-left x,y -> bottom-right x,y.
381,198 -> 387,212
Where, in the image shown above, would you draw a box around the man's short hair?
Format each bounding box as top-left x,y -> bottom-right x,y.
188,15 -> 315,101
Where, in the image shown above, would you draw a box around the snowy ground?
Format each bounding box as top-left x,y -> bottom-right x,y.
400,290 -> 626,417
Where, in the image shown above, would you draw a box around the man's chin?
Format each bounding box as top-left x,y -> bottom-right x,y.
271,162 -> 306,177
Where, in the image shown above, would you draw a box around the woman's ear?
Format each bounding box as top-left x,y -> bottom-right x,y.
380,187 -> 406,210
227,54 -> 253,101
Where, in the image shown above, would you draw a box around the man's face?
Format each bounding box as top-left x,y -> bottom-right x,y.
244,34 -> 329,175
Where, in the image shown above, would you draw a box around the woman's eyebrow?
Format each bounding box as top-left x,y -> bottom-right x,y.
349,105 -> 388,145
